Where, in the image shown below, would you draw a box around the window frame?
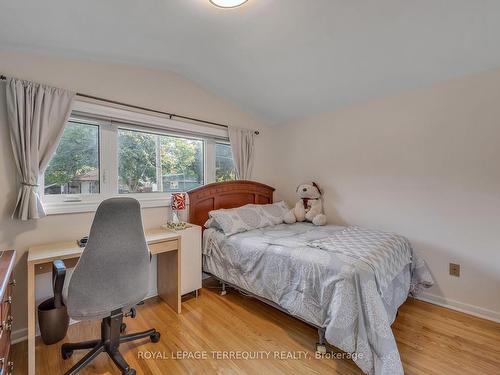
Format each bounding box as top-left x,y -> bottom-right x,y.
41,100 -> 233,215
41,116 -> 106,208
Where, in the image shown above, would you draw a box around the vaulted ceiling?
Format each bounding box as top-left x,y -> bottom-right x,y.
1,0 -> 500,123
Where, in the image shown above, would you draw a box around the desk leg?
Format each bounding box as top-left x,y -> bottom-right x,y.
157,250 -> 181,314
27,262 -> 36,375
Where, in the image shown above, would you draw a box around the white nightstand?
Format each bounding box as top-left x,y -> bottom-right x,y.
175,224 -> 202,296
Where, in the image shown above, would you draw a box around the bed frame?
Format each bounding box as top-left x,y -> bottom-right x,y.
188,180 -> 275,228
188,180 -> 327,353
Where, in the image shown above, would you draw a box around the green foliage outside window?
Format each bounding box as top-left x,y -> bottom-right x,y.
44,120 -> 233,196
44,121 -> 99,192
118,130 -> 157,193
118,129 -> 203,193
216,143 -> 236,181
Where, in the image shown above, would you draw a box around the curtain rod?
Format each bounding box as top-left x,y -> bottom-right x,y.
0,74 -> 259,135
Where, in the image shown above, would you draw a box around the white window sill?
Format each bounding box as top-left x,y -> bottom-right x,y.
43,196 -> 172,215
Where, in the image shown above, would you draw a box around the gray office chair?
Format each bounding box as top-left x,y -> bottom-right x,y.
58,198 -> 160,375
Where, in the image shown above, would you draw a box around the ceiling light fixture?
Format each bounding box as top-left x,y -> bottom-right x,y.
209,0 -> 248,8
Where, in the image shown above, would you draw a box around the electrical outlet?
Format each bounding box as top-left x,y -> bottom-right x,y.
449,263 -> 460,277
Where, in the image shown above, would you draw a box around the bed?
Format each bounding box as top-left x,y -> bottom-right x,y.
188,181 -> 433,375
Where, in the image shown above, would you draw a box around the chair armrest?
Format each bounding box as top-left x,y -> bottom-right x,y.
52,260 -> 66,308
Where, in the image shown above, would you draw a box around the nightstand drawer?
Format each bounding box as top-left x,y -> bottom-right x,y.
149,239 -> 178,255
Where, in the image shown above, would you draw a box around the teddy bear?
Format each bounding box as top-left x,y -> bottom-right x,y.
284,182 -> 327,226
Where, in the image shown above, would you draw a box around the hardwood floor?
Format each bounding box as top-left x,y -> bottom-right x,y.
12,281 -> 500,374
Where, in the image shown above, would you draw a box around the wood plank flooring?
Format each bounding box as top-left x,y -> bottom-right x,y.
12,280 -> 500,374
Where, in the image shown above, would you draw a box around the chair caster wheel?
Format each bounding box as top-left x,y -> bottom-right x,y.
120,322 -> 127,333
125,368 -> 136,375
150,331 -> 161,343
220,290 -> 227,296
61,347 -> 73,360
316,343 -> 327,354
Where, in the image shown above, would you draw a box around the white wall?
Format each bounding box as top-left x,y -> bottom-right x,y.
274,68 -> 500,322
2,49 -> 499,346
0,51 -> 279,341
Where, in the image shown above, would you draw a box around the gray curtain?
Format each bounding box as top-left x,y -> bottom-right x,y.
228,127 -> 255,180
6,77 -> 75,220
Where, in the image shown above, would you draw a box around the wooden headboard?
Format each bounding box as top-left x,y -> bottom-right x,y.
188,180 -> 275,228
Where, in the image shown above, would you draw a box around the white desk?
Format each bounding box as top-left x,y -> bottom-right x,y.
27,229 -> 182,375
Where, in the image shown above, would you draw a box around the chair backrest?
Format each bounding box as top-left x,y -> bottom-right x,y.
66,198 -> 150,320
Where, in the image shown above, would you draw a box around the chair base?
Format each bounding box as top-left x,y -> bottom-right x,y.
62,309 -> 160,375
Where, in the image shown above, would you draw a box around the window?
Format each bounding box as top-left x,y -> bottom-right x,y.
118,128 -> 204,193
44,120 -> 100,195
215,142 -> 236,181
41,101 -> 236,214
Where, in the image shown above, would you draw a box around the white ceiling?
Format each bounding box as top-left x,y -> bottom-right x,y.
1,0 -> 500,124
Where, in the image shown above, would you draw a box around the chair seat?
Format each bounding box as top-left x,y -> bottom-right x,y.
63,274 -> 145,320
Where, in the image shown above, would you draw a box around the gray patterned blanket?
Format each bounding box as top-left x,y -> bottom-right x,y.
203,223 -> 434,375
308,226 -> 413,293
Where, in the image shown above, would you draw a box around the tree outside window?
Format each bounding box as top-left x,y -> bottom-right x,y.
118,129 -> 204,193
216,142 -> 236,181
44,121 -> 99,195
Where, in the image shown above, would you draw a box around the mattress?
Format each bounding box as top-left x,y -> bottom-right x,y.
203,222 -> 433,375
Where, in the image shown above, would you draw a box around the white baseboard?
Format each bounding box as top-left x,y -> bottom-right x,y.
12,328 -> 28,344
416,292 -> 500,324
